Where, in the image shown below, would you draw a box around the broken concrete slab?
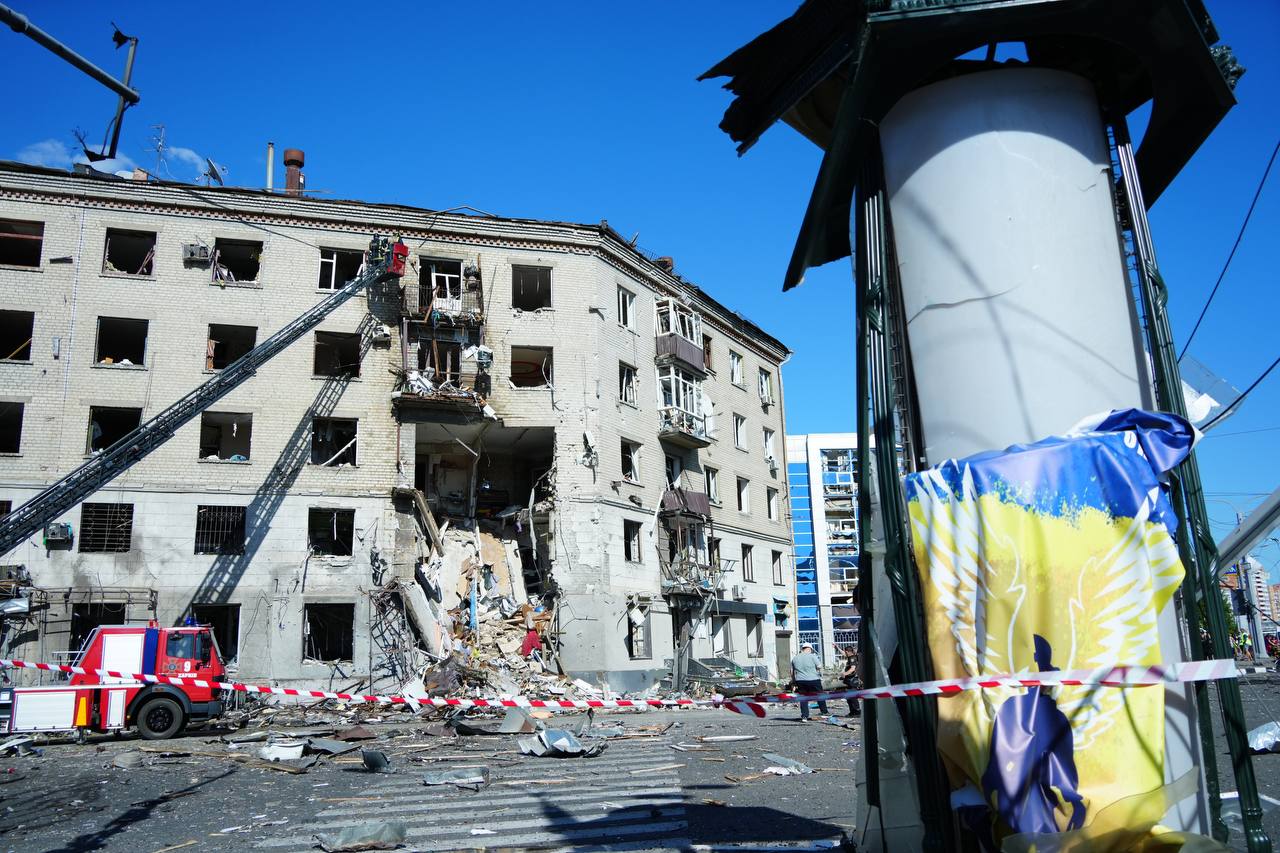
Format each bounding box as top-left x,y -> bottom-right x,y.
314,821 -> 408,852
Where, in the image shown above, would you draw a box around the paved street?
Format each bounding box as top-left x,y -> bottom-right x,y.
0,707 -> 858,852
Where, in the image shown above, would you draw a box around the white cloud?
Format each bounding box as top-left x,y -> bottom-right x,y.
166,145 -> 205,176
15,139 -> 74,169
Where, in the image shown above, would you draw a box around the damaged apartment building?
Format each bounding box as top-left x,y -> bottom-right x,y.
0,155 -> 794,692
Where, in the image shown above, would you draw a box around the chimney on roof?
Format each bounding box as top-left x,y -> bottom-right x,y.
283,148 -> 305,196
655,256 -> 674,273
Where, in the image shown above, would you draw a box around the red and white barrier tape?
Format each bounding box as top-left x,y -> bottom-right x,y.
0,657 -> 1254,717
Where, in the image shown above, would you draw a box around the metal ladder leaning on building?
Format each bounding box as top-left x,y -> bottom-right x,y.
0,235 -> 409,559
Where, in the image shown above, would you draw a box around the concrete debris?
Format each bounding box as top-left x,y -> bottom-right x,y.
517,728 -> 607,758
314,821 -> 409,852
422,766 -> 490,790
361,748 -> 393,773
112,751 -> 144,769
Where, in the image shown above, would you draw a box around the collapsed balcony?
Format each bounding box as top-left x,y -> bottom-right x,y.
392,329 -> 493,418
657,488 -> 722,597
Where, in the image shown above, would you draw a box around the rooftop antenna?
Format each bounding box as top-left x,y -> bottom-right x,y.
150,124 -> 166,176
201,158 -> 225,187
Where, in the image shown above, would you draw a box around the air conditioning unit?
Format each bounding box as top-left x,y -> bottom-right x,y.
43,522 -> 73,548
182,243 -> 211,264
731,584 -> 746,601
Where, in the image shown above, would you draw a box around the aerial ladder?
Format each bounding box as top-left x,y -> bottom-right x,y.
0,235 -> 408,558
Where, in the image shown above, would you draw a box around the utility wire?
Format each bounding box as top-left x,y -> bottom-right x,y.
1179,136 -> 1280,361
1201,354 -> 1280,431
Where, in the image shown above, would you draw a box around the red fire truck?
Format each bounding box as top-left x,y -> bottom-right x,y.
3,622 -> 227,740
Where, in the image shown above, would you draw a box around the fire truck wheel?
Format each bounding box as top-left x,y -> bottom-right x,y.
137,696 -> 185,740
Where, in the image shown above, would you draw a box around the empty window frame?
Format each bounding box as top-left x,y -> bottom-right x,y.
617,286 -> 635,329
655,299 -> 701,343
311,417 -> 358,466
758,369 -> 775,403
0,501 -> 10,518
308,508 -> 356,556
0,311 -> 33,361
510,345 -> 553,388
709,536 -> 721,571
192,603 -> 240,661
736,477 -> 750,513
95,317 -> 147,366
733,414 -> 747,449
767,487 -> 779,521
729,350 -> 743,385
304,602 -> 355,662
88,406 -> 141,453
512,265 -> 552,310
317,247 -> 363,290
199,411 -> 252,461
627,605 -> 651,659
0,402 -> 22,453
621,440 -> 641,483
423,258 -> 463,309
79,503 -> 134,553
748,615 -> 764,658
665,454 -> 683,488
704,467 -> 719,503
0,220 -> 42,267
212,238 -> 262,283
420,339 -> 461,384
742,544 -> 755,582
772,550 -> 784,585
206,324 -> 256,370
712,615 -> 733,656
194,505 -> 247,555
102,229 -> 155,276
619,362 -> 638,405
623,519 -> 643,562
702,333 -> 713,371
314,331 -> 361,377
763,428 -> 776,464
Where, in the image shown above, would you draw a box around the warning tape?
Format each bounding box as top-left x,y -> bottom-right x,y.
0,657 -> 1259,717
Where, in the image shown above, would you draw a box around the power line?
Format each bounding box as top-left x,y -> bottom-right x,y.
1178,136 -> 1280,361
1203,425 -> 1280,439
1202,354 -> 1280,431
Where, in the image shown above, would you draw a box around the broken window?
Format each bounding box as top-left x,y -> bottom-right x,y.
767,487 -> 779,521
212,238 -> 262,283
758,369 -> 775,404
95,317 -> 147,366
705,468 -> 719,503
0,501 -> 10,518
0,220 -> 42,267
192,603 -> 240,662
311,417 -> 358,466
621,440 -> 641,483
763,428 -> 776,465
772,550 -> 784,585
658,365 -> 703,417
655,299 -> 701,343
308,508 -> 355,556
206,324 -> 256,370
729,350 -> 743,386
102,229 -> 155,276
702,333 -> 713,371
313,331 -> 361,377
194,505 -> 247,555
737,477 -> 750,513
709,537 -> 721,571
0,402 -> 23,453
199,411 -> 252,461
317,247 -> 363,290
617,286 -> 635,329
627,605 -> 651,659
742,544 -> 755,582
423,258 -> 463,311
511,265 -> 552,310
712,616 -> 733,657
619,362 -> 637,405
733,414 -> 746,449
510,345 -> 552,388
748,615 -> 764,658
0,311 -> 33,361
88,406 -> 141,453
420,339 -> 461,384
624,519 -> 643,562
665,454 -> 683,488
79,503 -> 134,553
304,602 -> 354,662
69,602 -> 126,651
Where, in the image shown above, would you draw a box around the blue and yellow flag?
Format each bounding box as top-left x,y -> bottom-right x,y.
905,410 -> 1195,850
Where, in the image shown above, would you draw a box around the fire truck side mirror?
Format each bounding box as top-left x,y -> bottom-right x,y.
199,634 -> 212,664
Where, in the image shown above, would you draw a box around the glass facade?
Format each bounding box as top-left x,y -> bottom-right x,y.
787,459 -> 822,649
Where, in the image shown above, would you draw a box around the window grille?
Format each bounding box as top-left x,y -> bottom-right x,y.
194,505 -> 247,555
79,503 -> 134,552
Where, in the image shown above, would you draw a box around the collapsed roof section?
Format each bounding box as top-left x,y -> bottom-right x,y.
700,0 -> 1241,290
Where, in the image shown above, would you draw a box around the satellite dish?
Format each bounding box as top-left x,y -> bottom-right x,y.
202,158 -> 226,186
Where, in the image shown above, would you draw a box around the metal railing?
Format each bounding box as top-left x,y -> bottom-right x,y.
658,406 -> 709,442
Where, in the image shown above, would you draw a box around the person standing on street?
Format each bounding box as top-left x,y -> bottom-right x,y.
839,645 -> 861,717
791,642 -> 828,721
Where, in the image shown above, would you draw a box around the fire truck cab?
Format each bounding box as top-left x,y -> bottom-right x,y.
5,622 -> 226,740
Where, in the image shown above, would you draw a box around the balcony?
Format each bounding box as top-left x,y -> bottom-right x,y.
655,332 -> 707,375
658,406 -> 711,449
660,487 -> 712,517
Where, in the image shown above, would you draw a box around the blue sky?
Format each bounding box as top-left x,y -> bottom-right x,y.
3,2 -> 1277,576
